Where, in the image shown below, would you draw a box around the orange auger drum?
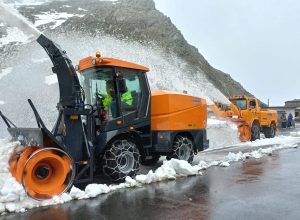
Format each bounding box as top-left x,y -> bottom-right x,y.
9,146 -> 74,200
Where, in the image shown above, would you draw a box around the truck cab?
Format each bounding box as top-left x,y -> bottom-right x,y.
77,52 -> 209,181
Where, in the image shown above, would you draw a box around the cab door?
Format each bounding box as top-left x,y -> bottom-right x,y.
115,68 -> 150,127
249,98 -> 259,123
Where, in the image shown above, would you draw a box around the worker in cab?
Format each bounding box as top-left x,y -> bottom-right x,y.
101,79 -> 133,118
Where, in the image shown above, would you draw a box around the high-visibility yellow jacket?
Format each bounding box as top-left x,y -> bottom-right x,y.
102,91 -> 133,110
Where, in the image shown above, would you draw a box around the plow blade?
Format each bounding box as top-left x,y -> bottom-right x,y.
231,119 -> 251,142
9,147 -> 75,200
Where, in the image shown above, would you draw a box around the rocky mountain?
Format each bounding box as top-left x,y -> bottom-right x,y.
14,0 -> 254,98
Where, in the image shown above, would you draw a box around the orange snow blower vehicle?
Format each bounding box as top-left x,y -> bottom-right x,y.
210,96 -> 278,142
0,35 -> 209,200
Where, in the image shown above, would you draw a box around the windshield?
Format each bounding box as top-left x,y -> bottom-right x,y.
79,67 -> 114,105
230,99 -> 247,110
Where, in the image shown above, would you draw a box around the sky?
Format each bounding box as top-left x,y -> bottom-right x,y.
154,0 -> 300,106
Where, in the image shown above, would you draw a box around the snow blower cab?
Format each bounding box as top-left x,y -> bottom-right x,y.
1,34 -> 209,200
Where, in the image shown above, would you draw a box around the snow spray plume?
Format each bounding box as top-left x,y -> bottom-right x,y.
0,2 -> 41,39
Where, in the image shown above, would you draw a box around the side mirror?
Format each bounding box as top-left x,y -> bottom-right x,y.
115,74 -> 127,93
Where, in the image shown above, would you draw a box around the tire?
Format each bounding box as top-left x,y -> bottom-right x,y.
264,123 -> 276,138
251,124 -> 261,141
102,139 -> 140,182
167,135 -> 194,163
140,155 -> 160,166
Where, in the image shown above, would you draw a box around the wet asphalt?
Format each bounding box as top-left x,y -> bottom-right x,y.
1,146 -> 300,220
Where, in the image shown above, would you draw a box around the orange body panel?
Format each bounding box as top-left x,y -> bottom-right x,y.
258,109 -> 278,127
151,90 -> 207,131
78,56 -> 149,72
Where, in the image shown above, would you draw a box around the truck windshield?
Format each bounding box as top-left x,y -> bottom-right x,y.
79,67 -> 114,106
230,99 -> 247,110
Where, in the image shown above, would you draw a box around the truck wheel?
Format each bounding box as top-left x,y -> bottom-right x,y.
264,124 -> 276,138
102,139 -> 140,182
251,124 -> 261,141
140,155 -> 160,166
167,135 -> 194,163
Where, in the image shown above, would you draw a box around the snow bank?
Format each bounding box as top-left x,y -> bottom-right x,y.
206,118 -> 241,150
235,135 -> 300,148
34,12 -> 85,29
0,101 -> 5,105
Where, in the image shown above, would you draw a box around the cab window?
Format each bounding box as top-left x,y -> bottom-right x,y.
230,99 -> 247,110
80,67 -> 119,119
120,72 -> 141,115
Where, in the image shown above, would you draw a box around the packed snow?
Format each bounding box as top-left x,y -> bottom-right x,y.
0,101 -> 5,105
34,12 -> 85,29
0,67 -> 12,80
206,118 -> 241,150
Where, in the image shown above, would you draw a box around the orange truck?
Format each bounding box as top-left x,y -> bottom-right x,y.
229,96 -> 278,141
211,96 -> 278,141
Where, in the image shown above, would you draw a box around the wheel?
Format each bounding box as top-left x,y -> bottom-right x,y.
140,155 -> 160,166
102,139 -> 140,182
251,124 -> 261,141
264,123 -> 276,138
167,135 -> 194,163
